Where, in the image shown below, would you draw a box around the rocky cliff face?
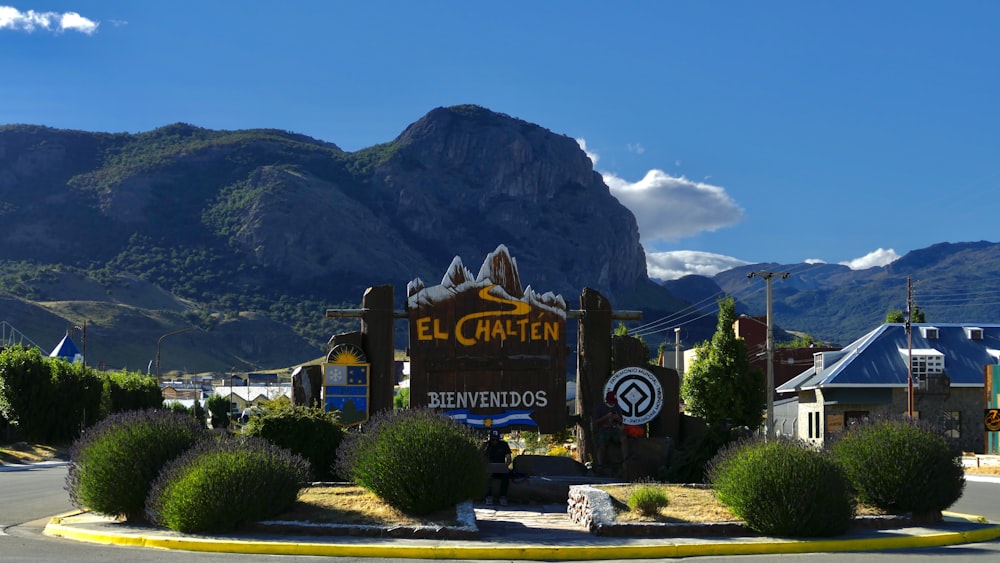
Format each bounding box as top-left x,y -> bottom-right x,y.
369,106 -> 648,297
213,105 -> 648,300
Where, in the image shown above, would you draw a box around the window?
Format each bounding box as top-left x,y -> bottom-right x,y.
921,326 -> 939,339
899,348 -> 945,377
809,412 -> 822,438
966,327 -> 983,340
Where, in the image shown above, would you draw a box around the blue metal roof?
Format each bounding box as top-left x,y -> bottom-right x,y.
776,323 -> 1000,392
48,334 -> 82,362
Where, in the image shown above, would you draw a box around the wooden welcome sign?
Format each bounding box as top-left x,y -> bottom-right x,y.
407,245 -> 567,433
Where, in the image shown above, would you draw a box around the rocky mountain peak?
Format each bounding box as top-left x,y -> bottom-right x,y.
375,105 -> 648,296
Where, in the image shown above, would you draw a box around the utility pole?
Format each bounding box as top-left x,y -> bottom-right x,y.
71,320 -> 87,366
674,327 -> 682,375
906,276 -> 914,418
748,270 -> 790,440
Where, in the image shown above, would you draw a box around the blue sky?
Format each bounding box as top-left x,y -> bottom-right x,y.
3,1 -> 999,281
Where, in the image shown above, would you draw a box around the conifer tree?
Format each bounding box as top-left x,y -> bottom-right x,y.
681,296 -> 765,429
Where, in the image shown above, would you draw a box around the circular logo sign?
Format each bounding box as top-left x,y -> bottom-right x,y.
604,366 -> 663,425
986,409 -> 1000,432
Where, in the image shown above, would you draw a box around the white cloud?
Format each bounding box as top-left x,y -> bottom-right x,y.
839,248 -> 900,270
0,6 -> 98,34
627,143 -> 645,154
577,138 -> 599,167
647,250 -> 751,281
603,169 -> 744,242
576,139 -> 743,243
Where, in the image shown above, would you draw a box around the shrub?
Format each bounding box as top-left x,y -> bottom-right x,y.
166,401 -> 190,415
45,357 -> 104,441
393,387 -> 410,409
0,347 -> 102,443
242,405 -> 344,481
66,409 -> 206,522
335,408 -> 486,514
663,424 -> 740,484
708,437 -> 855,537
165,400 -> 208,428
547,444 -> 574,457
831,417 -> 965,515
205,394 -> 231,429
146,436 -> 311,533
102,370 -> 163,414
627,482 -> 670,517
191,399 -> 207,428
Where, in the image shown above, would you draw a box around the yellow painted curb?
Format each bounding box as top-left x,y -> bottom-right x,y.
43,512 -> 1000,560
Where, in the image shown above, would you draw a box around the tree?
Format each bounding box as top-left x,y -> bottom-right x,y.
778,333 -> 824,348
681,297 -> 765,429
205,394 -> 230,429
886,306 -> 925,324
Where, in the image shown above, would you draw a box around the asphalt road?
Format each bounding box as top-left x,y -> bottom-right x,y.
2,463 -> 999,562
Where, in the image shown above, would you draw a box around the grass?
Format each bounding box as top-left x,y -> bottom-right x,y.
276,485 -> 462,526
602,484 -> 736,523
601,483 -> 897,523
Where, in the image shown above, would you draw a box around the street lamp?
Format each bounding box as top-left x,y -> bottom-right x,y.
156,327 -> 195,379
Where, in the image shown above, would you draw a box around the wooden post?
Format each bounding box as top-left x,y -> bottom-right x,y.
361,285 -> 395,418
576,288 -> 613,467
611,335 -> 647,370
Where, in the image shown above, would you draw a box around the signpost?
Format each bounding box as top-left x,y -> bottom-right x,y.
603,366 -> 664,426
323,343 -> 370,426
407,245 -> 568,433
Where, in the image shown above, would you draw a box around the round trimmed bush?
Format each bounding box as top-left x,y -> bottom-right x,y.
66,409 -> 206,522
242,405 -> 344,481
335,408 -> 487,514
708,437 -> 855,537
145,436 -> 311,533
831,418 -> 965,515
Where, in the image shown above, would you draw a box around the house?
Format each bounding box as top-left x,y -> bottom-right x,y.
777,323 -> 997,453
733,315 -> 839,400
213,383 -> 292,414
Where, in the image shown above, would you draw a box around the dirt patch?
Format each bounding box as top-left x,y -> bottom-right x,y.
602,485 -> 735,523
600,483 -> 889,524
966,465 -> 1000,476
276,485 -> 462,527
0,442 -> 68,465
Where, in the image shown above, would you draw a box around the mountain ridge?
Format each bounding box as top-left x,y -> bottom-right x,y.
3,109 -> 996,373
661,240 -> 1000,346
0,106 -> 678,374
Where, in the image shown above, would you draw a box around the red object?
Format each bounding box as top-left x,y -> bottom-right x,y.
624,424 -> 644,438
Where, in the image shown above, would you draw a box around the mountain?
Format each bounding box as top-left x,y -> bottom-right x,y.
663,241 -> 1000,346
0,106 -> 688,374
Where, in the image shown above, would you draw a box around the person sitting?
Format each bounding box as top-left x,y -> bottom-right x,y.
593,390 -> 629,468
482,428 -> 512,506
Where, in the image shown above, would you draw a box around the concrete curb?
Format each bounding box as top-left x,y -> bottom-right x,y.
43,509 -> 1000,560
